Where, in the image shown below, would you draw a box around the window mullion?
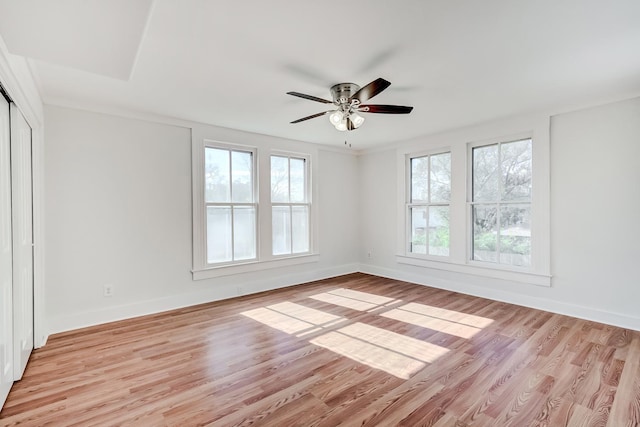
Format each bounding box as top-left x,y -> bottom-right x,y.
288,157 -> 292,253
495,201 -> 501,261
228,150 -> 233,202
289,204 -> 293,254
497,142 -> 503,203
229,151 -> 235,261
230,205 -> 235,261
427,155 -> 431,204
497,143 -> 503,261
287,156 -> 292,203
426,157 -> 431,255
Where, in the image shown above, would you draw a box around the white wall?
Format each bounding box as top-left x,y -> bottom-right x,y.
359,97 -> 640,330
44,106 -> 359,333
550,97 -> 640,320
45,96 -> 640,334
317,149 -> 360,267
359,149 -> 399,267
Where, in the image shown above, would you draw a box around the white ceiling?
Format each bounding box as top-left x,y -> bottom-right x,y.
1,0 -> 639,149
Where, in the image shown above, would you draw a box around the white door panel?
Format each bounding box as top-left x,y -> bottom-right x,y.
0,94 -> 13,407
10,103 -> 33,380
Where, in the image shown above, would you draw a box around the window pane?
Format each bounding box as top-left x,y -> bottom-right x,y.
501,139 -> 532,202
231,151 -> 253,203
272,206 -> 291,255
207,206 -> 232,263
411,157 -> 428,203
473,205 -> 497,262
271,156 -> 289,203
410,206 -> 427,254
290,158 -> 306,203
499,205 -> 531,267
233,206 -> 256,260
205,148 -> 230,203
473,144 -> 499,202
430,153 -> 451,203
291,206 -> 309,253
428,206 -> 450,256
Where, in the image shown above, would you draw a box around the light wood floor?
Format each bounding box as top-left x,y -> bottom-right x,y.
2,273 -> 639,426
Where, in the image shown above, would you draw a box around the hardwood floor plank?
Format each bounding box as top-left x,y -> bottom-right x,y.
1,273 -> 639,426
607,336 -> 640,426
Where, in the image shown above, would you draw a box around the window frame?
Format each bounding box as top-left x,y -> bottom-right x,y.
204,142 -> 258,267
468,137 -> 532,268
270,152 -> 312,258
192,132 -> 319,280
405,150 -> 451,259
396,116 -> 551,287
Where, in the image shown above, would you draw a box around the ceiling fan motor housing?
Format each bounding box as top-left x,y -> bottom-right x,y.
330,83 -> 360,105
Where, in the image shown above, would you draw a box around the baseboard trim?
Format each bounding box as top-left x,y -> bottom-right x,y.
359,264 -> 640,332
47,262 -> 640,336
47,263 -> 360,335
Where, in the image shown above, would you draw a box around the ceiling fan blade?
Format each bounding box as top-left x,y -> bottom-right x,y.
290,110 -> 333,123
358,104 -> 413,114
286,91 -> 333,104
350,78 -> 391,102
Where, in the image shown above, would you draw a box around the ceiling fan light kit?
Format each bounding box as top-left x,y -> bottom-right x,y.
329,109 -> 365,131
287,78 -> 413,132
349,112 -> 365,128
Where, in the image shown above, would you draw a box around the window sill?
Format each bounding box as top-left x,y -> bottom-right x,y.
192,253 -> 320,280
396,254 -> 551,287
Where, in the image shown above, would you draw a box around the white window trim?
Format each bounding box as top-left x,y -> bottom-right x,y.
467,134 -> 533,268
270,151 -> 313,258
203,141 -> 259,267
192,253 -> 320,280
405,149 -> 452,260
192,128 -> 319,280
396,116 -> 551,287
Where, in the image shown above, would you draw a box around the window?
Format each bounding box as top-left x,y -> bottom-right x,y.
408,152 -> 451,256
271,155 -> 310,256
471,138 -> 532,267
397,117 -> 550,286
205,145 -> 257,264
192,131 -> 319,279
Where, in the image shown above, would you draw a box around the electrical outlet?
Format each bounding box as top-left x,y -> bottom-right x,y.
367,250 -> 372,259
103,284 -> 114,297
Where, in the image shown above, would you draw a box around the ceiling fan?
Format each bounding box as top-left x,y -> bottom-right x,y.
287,78 -> 413,131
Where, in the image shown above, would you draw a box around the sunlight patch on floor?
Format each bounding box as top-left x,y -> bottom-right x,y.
241,302 -> 346,337
400,302 -> 494,328
338,322 -> 449,363
309,288 -> 401,312
311,322 -> 449,379
238,292 -> 490,380
381,302 -> 493,339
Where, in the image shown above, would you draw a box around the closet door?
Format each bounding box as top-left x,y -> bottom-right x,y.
10,104 -> 33,380
0,94 -> 13,406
